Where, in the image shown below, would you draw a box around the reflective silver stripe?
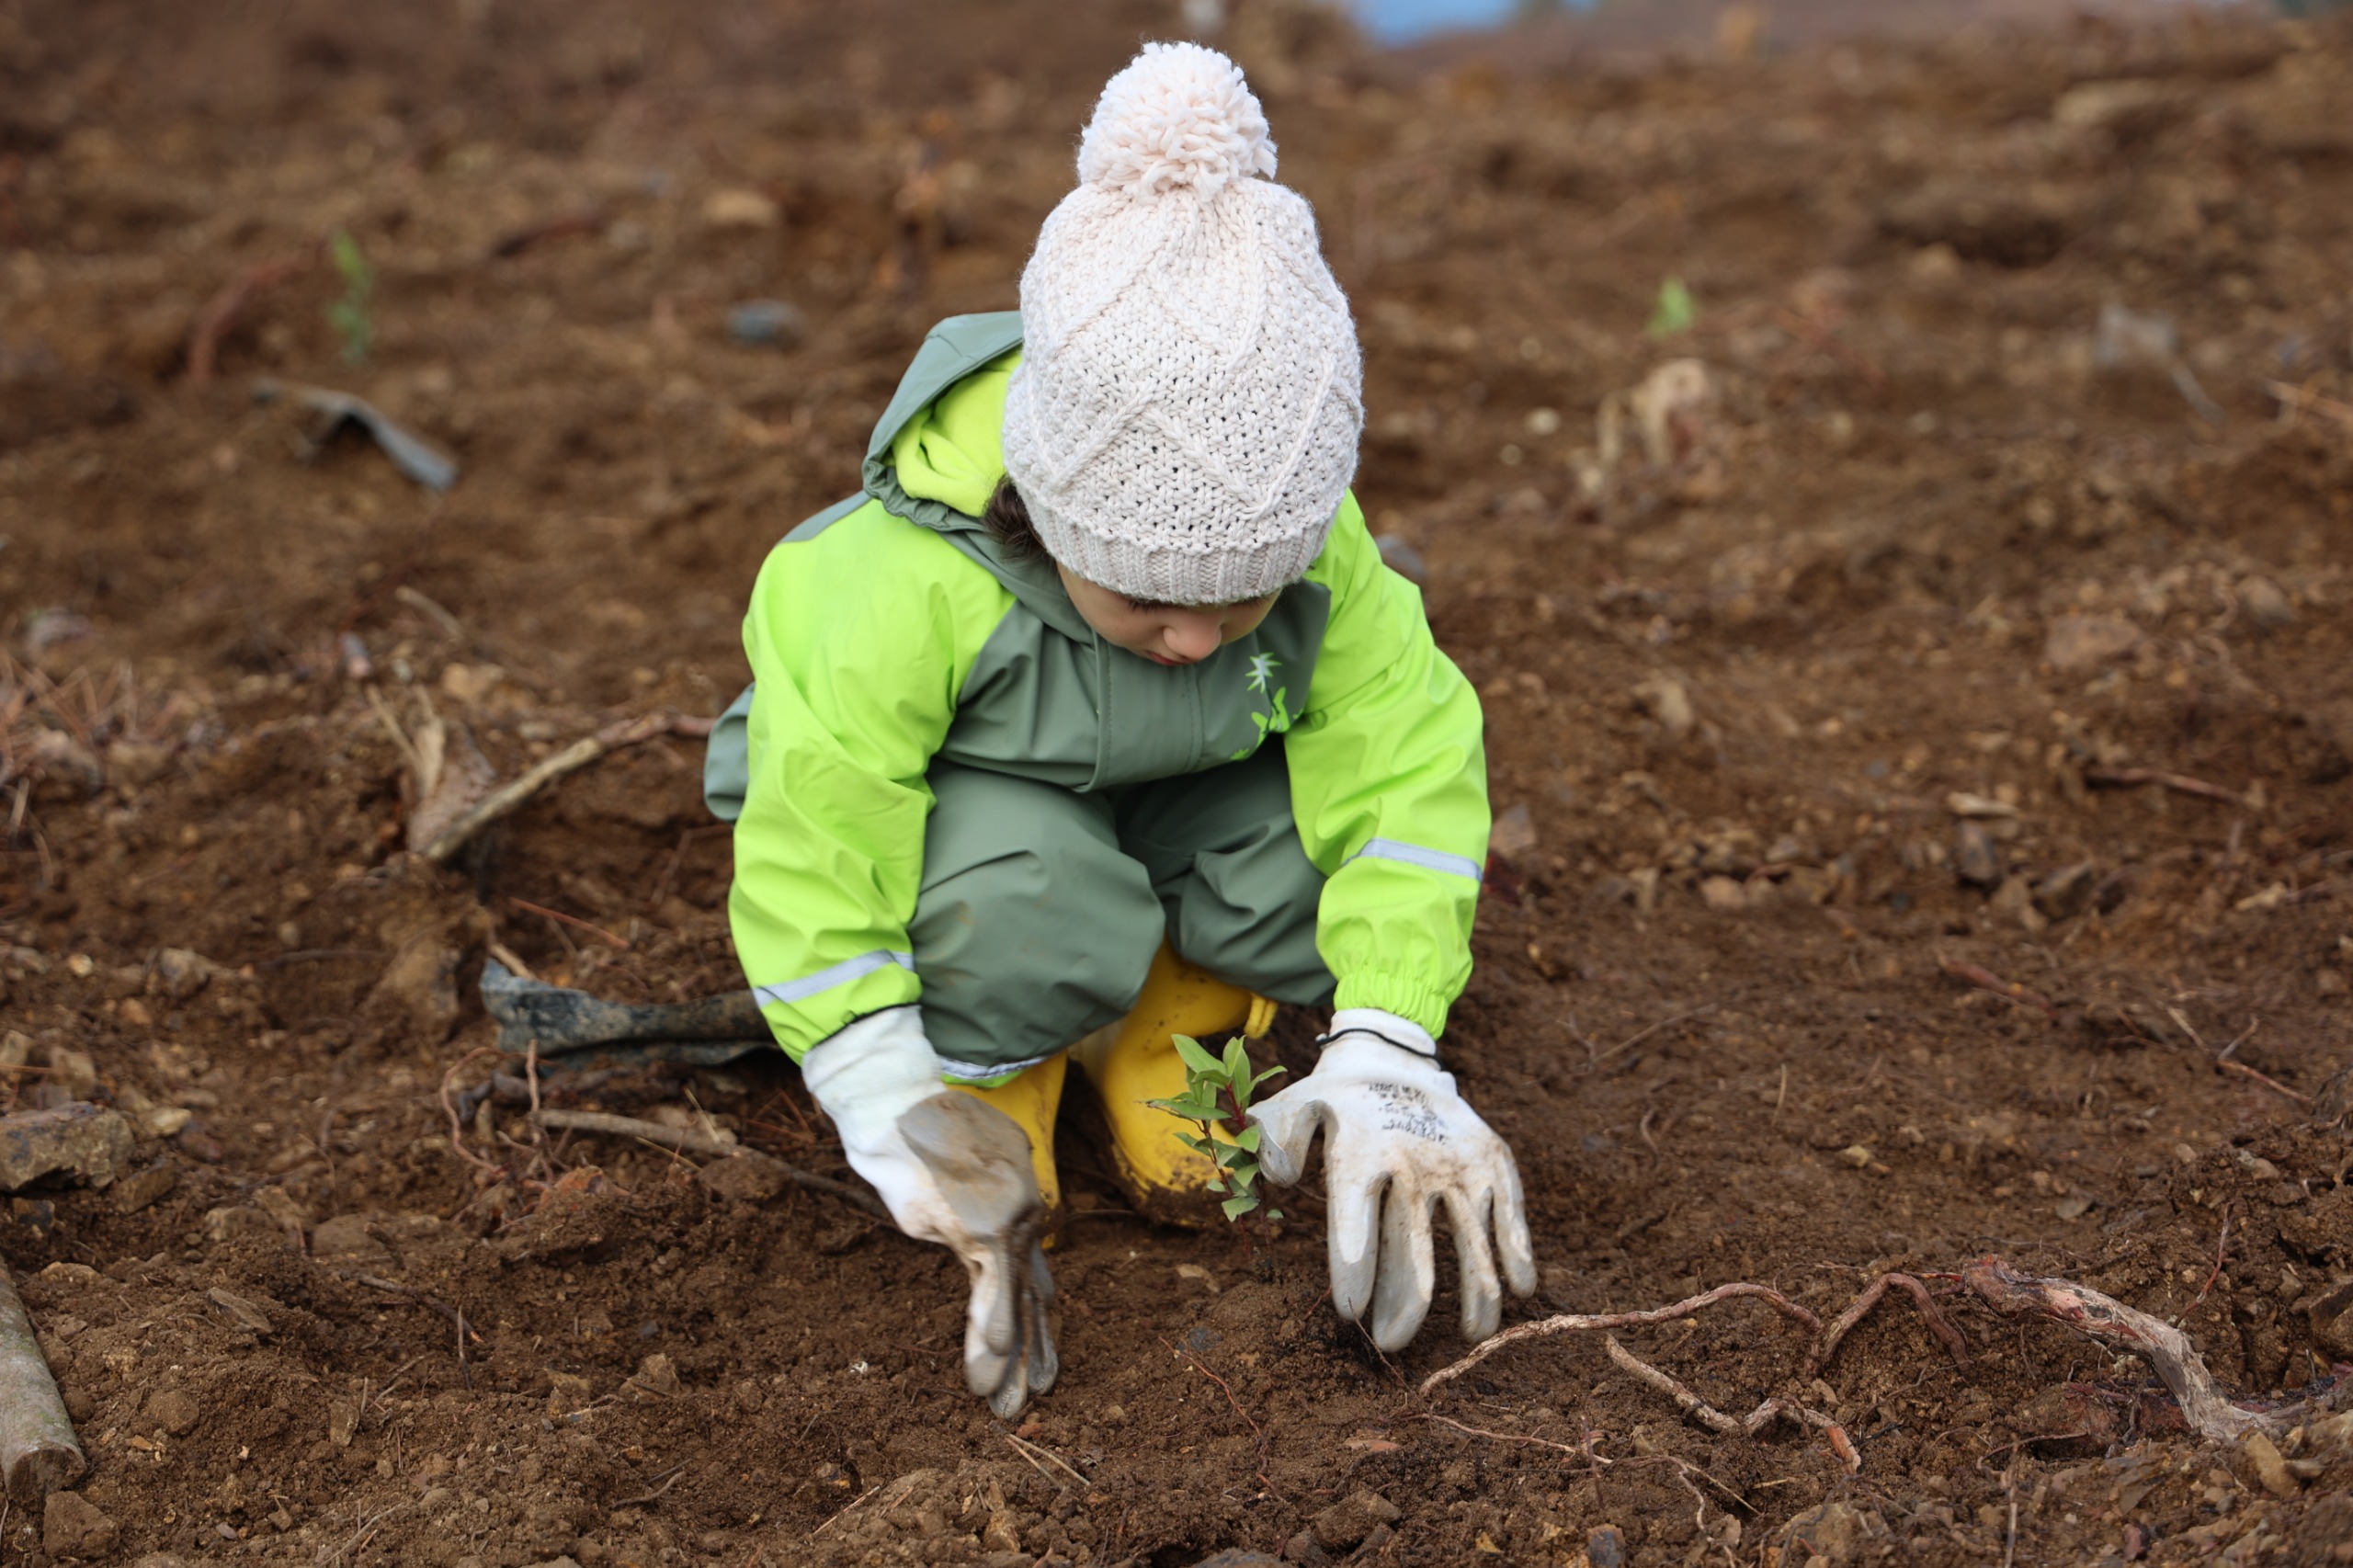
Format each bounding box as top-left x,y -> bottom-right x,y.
1347,837 -> 1483,883
751,950 -> 915,1008
936,1050 -> 1058,1085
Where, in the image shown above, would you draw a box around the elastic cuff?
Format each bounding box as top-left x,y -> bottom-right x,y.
1320,1006 -> 1438,1062
1330,971 -> 1452,1040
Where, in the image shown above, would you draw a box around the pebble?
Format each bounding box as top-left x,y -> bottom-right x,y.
1954,821 -> 2001,888
1699,875 -> 1745,910
2033,862 -> 2097,921
701,189 -> 780,230
2243,1430 -> 2298,1499
0,1104 -> 137,1191
1587,1526 -> 1629,1568
725,300 -> 807,348
110,1162 -> 176,1214
2044,613 -> 2142,673
2238,575 -> 2294,629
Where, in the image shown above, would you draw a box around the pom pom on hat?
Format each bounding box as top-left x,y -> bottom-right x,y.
1076,40 -> 1277,201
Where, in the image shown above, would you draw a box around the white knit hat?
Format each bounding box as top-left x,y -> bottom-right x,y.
1003,42 -> 1363,606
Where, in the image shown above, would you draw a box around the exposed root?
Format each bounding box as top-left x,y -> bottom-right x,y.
1809,1270 -> 1971,1377
1419,1281 -> 1822,1395
420,710 -> 713,865
1957,1257 -> 2348,1441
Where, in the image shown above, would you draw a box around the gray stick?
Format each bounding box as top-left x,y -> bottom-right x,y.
0,1262 -> 85,1503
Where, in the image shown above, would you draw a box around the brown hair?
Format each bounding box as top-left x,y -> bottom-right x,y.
982,474 -> 1045,562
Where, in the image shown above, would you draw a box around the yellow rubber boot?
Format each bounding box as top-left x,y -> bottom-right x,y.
947,1052 -> 1067,1213
1071,943 -> 1278,1215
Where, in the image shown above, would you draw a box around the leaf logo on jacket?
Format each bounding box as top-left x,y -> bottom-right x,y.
1234,652 -> 1293,760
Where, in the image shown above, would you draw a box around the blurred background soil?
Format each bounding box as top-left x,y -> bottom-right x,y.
2,0 -> 2351,1564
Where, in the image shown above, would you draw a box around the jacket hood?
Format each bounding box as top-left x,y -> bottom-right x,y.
862,312 -> 1026,528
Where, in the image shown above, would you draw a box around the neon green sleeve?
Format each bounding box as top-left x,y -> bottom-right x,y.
728,503 -> 1014,1059
1290,496 -> 1489,1037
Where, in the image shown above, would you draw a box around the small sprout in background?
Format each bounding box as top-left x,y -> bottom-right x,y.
1149,1034 -> 1284,1223
1645,275 -> 1697,339
327,230 -> 375,366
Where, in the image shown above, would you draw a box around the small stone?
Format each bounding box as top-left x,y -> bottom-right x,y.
438,663 -> 504,704
144,1387 -> 199,1437
110,1162 -> 176,1213
0,1104 -> 137,1190
701,188 -> 780,230
2033,863 -> 2097,922
2307,1280 -> 2353,1358
152,948 -> 221,1001
1633,674 -> 1695,740
699,1152 -> 791,1204
2243,1430 -> 2298,1498
1954,822 -> 2002,888
2044,613 -> 2142,674
2239,575 -> 2295,630
724,300 -> 807,349
310,1214 -> 392,1267
1990,873 -> 2049,934
327,1398 -> 358,1448
253,1185 -> 310,1234
547,1371 -> 593,1417
42,1491 -> 118,1559
2055,1195 -> 2093,1220
42,1047 -> 97,1101
1699,875 -> 1745,911
626,1353 -> 681,1399
1944,791 -> 2020,820
1311,1488 -> 1400,1551
1490,802 -> 1537,860
1587,1526 -> 1629,1568
1280,1526 -> 1329,1565
1839,1145 -> 1873,1169
207,1287 -> 274,1336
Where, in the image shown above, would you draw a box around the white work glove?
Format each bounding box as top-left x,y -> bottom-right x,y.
1250,1009 -> 1538,1349
801,1008 -> 1057,1416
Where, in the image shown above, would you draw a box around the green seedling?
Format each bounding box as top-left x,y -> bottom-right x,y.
1645,275 -> 1696,338
1149,1034 -> 1285,1223
327,230 -> 375,366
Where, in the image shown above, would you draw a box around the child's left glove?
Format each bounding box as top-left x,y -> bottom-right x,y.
1250,1009 -> 1538,1350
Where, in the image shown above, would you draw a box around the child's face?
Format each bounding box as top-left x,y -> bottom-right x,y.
1055,562 -> 1279,666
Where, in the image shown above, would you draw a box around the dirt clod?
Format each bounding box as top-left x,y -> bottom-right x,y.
1310,1488 -> 1400,1551
40,1491 -> 116,1560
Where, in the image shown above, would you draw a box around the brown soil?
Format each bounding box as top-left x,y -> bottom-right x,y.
4,2 -> 2352,1565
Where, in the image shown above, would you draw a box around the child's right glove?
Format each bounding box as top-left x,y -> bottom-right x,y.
1250,1009 -> 1538,1350
801,1009 -> 1058,1418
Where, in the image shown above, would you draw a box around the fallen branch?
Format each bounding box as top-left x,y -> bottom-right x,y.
420,710 -> 715,864
1938,957 -> 2062,1022
2081,767 -> 2247,809
1958,1257 -> 2339,1441
0,1262 -> 84,1502
526,1110 -> 887,1218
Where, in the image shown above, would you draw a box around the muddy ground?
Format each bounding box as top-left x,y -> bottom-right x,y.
3,1 -> 2352,1563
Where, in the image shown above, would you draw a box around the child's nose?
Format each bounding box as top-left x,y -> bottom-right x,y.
1165,616 -> 1222,662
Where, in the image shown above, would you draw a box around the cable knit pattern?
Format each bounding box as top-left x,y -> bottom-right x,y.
1004,42 -> 1364,607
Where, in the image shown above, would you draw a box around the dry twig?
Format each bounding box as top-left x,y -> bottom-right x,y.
1938,957 -> 2061,1022
420,710 -> 715,864
2081,767 -> 2247,808
525,1110 -> 888,1217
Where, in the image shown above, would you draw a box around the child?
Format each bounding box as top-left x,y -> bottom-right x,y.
706,42 -> 1535,1416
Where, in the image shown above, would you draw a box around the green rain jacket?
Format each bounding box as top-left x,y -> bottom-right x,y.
730,313 -> 1489,1061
